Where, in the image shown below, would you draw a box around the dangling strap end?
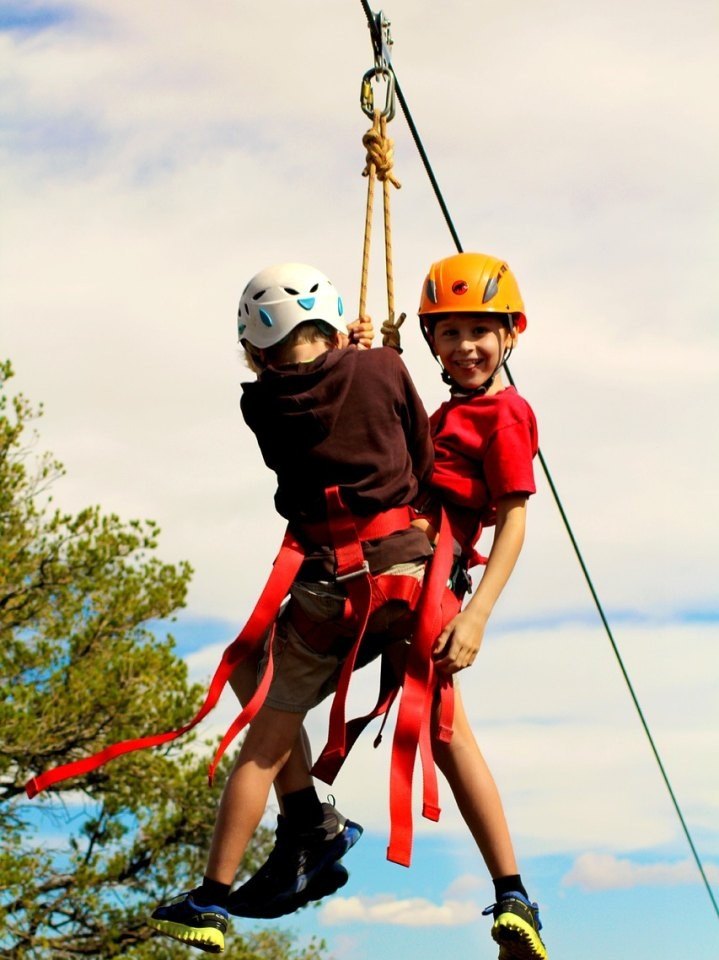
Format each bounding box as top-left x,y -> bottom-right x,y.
422,801 -> 441,822
386,841 -> 412,867
311,753 -> 342,785
25,778 -> 40,799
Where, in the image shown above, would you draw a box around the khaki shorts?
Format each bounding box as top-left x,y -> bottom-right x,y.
261,560 -> 426,713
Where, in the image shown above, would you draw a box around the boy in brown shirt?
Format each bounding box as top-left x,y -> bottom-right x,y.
149,262 -> 435,952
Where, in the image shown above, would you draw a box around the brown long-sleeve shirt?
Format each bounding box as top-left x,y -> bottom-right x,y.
241,346 -> 434,576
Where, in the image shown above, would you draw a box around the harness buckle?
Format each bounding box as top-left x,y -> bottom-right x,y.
335,560 -> 371,583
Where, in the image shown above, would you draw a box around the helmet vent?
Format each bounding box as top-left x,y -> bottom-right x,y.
483,276 -> 500,303
426,279 -> 437,304
252,289 -> 267,301
310,283 -> 319,293
283,287 -> 299,295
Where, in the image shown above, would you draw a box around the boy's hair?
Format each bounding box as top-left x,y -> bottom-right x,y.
243,320 -> 337,372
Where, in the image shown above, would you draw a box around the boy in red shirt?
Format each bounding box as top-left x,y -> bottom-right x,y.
411,252 -> 545,960
234,253 -> 548,960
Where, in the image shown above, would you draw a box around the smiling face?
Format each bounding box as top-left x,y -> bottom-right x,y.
430,313 -> 516,393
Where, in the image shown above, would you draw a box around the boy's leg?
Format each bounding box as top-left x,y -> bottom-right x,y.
223,614 -> 364,919
432,687 -> 518,878
149,705 -> 306,951
433,688 -> 547,960
205,705 -> 307,883
230,658 -> 316,801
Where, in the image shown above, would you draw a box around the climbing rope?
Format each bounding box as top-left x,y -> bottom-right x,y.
359,110 -> 401,323
358,0 -> 719,922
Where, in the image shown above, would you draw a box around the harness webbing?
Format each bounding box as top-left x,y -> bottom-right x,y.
25,487 -> 457,866
25,530 -> 306,798
387,508 -> 455,865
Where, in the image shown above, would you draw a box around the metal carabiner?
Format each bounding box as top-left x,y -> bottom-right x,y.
360,65 -> 396,121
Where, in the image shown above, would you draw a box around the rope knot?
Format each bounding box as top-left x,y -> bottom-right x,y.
363,122 -> 401,189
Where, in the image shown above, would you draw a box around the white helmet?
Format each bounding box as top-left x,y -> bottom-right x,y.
237,262 -> 347,349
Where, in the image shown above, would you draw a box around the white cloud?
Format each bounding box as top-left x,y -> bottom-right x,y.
442,873 -> 486,899
320,893 -> 481,927
562,853 -> 719,891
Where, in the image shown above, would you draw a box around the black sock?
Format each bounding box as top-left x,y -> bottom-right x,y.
493,874 -> 529,901
282,787 -> 324,828
192,876 -> 231,908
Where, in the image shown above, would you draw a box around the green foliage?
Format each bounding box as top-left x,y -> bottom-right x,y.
0,361 -> 327,960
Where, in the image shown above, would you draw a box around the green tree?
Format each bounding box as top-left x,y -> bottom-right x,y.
0,360 -> 327,960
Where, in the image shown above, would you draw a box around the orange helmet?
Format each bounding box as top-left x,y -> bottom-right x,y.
418,252 -> 527,334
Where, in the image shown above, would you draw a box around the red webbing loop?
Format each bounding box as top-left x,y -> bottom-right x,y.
25,531 -> 305,799
321,575 -> 373,763
318,486 -> 374,765
314,489 -> 422,771
313,652 -> 400,784
312,572 -> 420,783
386,508 -> 454,866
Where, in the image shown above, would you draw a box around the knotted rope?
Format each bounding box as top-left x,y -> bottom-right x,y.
359,110 -> 402,326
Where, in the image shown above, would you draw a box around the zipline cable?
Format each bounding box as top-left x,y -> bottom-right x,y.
358,0 -> 719,921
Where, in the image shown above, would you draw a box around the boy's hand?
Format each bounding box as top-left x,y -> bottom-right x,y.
347,315 -> 374,350
381,313 -> 406,352
432,608 -> 486,675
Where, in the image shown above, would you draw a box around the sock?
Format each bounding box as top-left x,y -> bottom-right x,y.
192,876 -> 231,908
493,874 -> 529,902
282,787 -> 324,829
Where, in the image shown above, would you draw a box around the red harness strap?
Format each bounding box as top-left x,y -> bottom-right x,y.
386,508 -> 457,866
25,531 -> 305,799
316,488 -> 405,765
309,494 -> 459,867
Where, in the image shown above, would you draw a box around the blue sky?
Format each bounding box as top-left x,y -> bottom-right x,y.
2,1 -> 718,958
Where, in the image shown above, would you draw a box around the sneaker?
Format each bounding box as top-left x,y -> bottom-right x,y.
482,892 -> 548,960
148,892 -> 228,954
227,802 -> 362,919
232,861 -> 350,920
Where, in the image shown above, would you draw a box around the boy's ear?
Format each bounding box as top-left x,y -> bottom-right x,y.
505,325 -> 519,348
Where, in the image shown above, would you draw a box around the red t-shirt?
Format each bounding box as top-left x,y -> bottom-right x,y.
428,386 -> 538,554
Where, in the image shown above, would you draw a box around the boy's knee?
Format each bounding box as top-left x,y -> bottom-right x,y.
241,708 -> 305,770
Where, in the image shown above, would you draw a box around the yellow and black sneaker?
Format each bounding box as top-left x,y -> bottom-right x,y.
149,892 -> 228,954
482,891 -> 548,960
